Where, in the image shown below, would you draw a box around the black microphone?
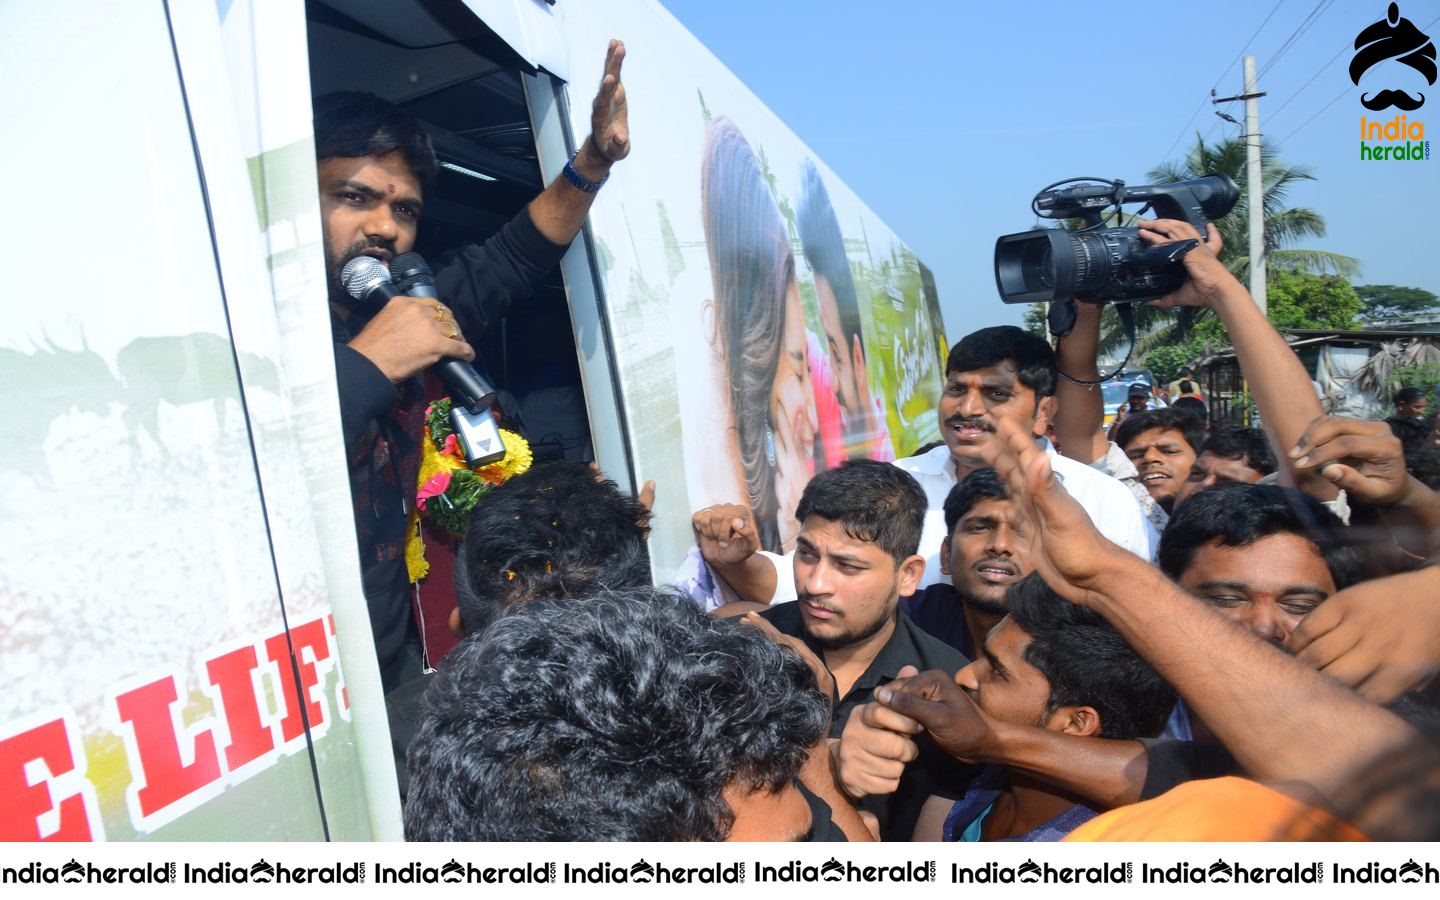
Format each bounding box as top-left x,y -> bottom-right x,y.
390,252 -> 500,415
340,256 -> 506,467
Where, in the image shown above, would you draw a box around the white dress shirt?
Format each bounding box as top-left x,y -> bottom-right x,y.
762,441 -> 1159,603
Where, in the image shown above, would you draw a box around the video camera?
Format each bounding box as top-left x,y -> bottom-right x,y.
994,174 -> 1239,335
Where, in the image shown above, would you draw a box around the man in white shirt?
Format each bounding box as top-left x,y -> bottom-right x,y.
691,326 -> 1157,604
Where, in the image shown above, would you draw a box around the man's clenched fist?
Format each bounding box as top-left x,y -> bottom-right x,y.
691,503 -> 761,569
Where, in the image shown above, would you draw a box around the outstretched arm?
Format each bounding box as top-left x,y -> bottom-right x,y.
527,40 -> 630,244
1142,220 -> 1334,498
980,418 -> 1440,839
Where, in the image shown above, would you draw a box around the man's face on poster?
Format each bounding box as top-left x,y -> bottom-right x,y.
815,274 -> 859,413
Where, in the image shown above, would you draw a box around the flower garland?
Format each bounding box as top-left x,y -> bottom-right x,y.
404,398 -> 533,582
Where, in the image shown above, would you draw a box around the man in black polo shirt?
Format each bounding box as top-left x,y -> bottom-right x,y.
755,460 -> 970,840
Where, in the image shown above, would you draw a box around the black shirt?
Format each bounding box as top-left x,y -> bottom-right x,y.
760,601 -> 974,841
900,583 -> 978,660
332,207 -> 568,687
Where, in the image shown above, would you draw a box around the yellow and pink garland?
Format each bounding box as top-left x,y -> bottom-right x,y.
404,398 -> 532,582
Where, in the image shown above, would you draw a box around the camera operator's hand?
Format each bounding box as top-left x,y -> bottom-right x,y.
348,296 -> 475,383
693,504 -> 762,568
1290,415 -> 1409,507
1139,219 -> 1238,310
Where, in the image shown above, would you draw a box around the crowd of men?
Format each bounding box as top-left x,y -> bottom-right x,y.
318,40 -> 1440,841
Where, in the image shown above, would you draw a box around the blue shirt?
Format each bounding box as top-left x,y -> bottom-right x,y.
942,765 -> 1100,842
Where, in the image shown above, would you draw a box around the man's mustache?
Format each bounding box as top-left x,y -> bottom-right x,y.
1362,89 -> 1426,111
796,591 -> 839,615
344,236 -> 398,259
945,415 -> 995,433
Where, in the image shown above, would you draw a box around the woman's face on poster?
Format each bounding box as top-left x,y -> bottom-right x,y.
770,276 -> 819,551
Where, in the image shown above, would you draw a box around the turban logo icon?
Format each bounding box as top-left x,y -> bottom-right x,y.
1351,3 -> 1436,110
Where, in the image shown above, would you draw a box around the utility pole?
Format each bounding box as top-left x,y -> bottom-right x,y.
1214,57 -> 1267,314
1243,56 -> 1265,315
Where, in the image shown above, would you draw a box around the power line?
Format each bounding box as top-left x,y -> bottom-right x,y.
1158,0 -> 1286,162
1266,40 -> 1350,123
1274,12 -> 1440,144
1275,84 -> 1348,144
1257,0 -> 1335,81
1214,0 -> 1288,90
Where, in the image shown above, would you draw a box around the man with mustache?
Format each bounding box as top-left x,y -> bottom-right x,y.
318,42 -> 631,689
900,467 -> 1031,658
693,326 -> 1156,605
753,460 -> 972,840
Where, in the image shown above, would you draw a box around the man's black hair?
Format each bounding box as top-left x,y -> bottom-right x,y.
1387,416 -> 1431,454
1200,426 -> 1278,476
946,326 -> 1058,398
1005,574 -> 1175,740
1171,396 -> 1207,419
1127,383 -> 1151,399
943,467 -> 1008,535
1178,365 -> 1195,376
455,461 -> 651,635
404,587 -> 829,841
312,91 -> 439,191
1158,482 -> 1362,589
1113,406 -> 1207,455
1394,386 -> 1426,408
797,160 -> 863,344
795,459 -> 926,565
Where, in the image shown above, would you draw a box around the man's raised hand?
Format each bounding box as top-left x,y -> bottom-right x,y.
1290,414 -> 1410,507
1287,566 -> 1440,703
1139,219 -> 1237,311
982,418 -> 1127,608
589,39 -> 629,163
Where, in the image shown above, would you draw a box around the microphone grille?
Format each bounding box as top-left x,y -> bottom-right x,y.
341,256 -> 391,300
389,252 -> 431,279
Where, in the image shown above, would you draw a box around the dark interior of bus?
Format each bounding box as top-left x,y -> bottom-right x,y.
307,0 -> 593,465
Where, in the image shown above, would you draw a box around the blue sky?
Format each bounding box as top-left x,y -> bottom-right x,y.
663,0 -> 1440,340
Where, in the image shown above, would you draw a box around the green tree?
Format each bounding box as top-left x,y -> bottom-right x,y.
1148,135 -> 1359,282
1023,303 -> 1048,337
1355,284 -> 1440,320
1265,270 -> 1363,331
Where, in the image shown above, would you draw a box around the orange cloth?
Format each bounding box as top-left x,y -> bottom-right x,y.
1063,777 -> 1369,842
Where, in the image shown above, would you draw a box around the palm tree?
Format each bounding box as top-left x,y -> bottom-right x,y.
1096,134 -> 1359,357
1148,135 -> 1358,282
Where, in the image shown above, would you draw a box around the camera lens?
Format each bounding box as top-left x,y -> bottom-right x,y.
1022,241 -> 1055,289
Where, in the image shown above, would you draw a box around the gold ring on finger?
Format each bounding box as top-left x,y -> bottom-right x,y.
433,306 -> 447,321
447,322 -> 459,340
